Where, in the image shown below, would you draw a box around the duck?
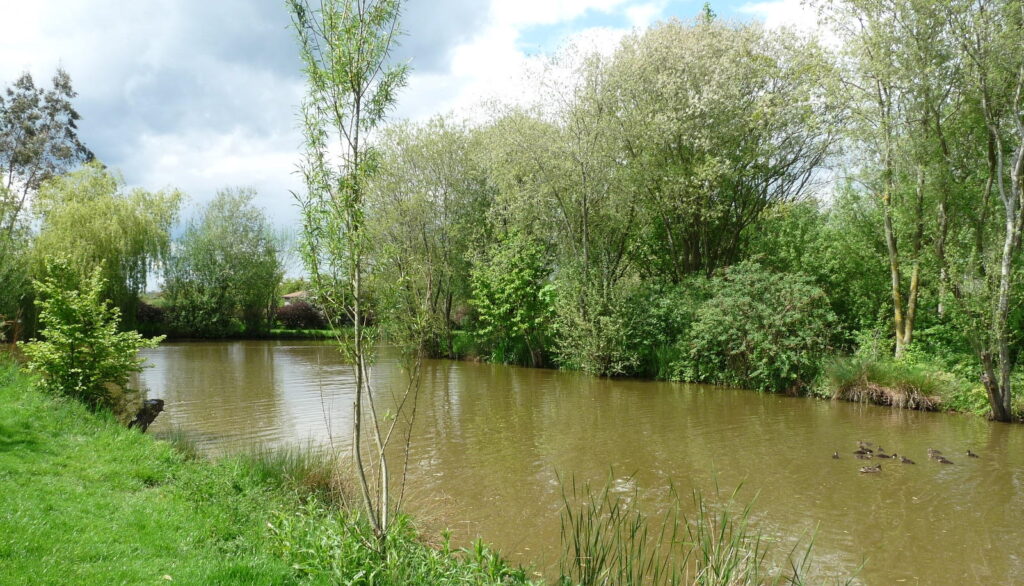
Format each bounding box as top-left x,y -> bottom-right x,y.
934,455 -> 954,464
855,452 -> 872,460
857,442 -> 874,453
927,448 -> 943,457
853,448 -> 871,455
859,464 -> 882,473
967,450 -> 980,458
898,455 -> 916,464
832,451 -> 840,459
875,451 -> 893,459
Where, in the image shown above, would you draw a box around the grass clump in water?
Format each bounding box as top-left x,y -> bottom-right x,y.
559,477 -> 831,585
821,355 -> 975,411
235,444 -> 353,508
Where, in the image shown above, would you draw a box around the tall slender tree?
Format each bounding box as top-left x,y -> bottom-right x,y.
287,0 -> 409,536
953,0 -> 1024,421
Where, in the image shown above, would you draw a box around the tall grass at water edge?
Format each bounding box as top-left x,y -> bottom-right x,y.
820,354 -> 990,413
559,477 -> 845,586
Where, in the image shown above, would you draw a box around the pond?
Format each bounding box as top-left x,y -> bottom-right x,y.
136,340 -> 1024,583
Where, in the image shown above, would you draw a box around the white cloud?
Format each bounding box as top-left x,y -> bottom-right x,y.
0,0 -> 674,232
626,2 -> 668,28
738,0 -> 841,50
738,0 -> 818,30
491,0 -> 632,27
400,0 -> 654,121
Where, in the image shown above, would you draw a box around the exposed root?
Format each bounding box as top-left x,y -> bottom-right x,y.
834,381 -> 940,411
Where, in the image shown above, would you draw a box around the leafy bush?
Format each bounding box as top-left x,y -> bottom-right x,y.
553,279 -> 708,378
553,286 -> 640,377
672,261 -> 836,392
623,280 -> 711,379
19,259 -> 163,410
469,233 -> 554,366
274,300 -> 326,330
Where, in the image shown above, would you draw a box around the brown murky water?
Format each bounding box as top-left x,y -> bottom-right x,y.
136,340 -> 1024,584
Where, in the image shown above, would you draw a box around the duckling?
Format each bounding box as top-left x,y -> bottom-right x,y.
854,452 -> 872,460
859,464 -> 882,473
832,451 -> 840,459
934,455 -> 954,464
967,450 -> 980,458
875,451 -> 893,459
927,448 -> 942,457
898,455 -> 916,464
853,448 -> 871,455
857,442 -> 874,453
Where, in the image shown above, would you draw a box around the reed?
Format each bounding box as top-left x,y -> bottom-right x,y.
153,425 -> 201,460
559,477 -> 825,585
235,444 -> 353,507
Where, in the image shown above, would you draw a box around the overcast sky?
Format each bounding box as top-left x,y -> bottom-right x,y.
0,0 -> 812,231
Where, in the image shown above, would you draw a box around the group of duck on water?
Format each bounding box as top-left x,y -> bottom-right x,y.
831,442 -> 981,473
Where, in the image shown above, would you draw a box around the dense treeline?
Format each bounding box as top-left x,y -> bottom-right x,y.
3,1 -> 1024,420
356,4 -> 1024,420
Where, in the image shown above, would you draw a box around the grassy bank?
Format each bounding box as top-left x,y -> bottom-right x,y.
0,359 -> 530,584
816,353 -> 1023,419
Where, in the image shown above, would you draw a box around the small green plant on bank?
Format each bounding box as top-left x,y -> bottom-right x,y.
19,259 -> 162,410
268,501 -> 531,584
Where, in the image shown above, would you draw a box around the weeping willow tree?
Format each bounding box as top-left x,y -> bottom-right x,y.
31,162 -> 181,328
287,0 -> 410,537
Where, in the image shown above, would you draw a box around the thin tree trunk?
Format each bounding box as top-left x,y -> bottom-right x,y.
904,166 -> 926,347
882,189 -> 907,357
936,196 -> 949,318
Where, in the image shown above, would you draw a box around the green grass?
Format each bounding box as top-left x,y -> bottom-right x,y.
236,444 -> 353,508
818,354 -> 994,414
267,328 -> 338,340
0,358 -> 532,585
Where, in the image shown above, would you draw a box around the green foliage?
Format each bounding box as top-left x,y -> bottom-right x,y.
469,233 -> 554,366
164,188 -> 282,336
366,117 -> 494,357
31,162 -> 181,327
673,262 -> 836,392
19,259 -> 162,410
1,68 -> 92,238
553,279 -> 707,378
268,503 -> 531,584
746,194 -> 891,343
0,222 -> 29,333
606,18 -> 839,279
553,283 -> 642,377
